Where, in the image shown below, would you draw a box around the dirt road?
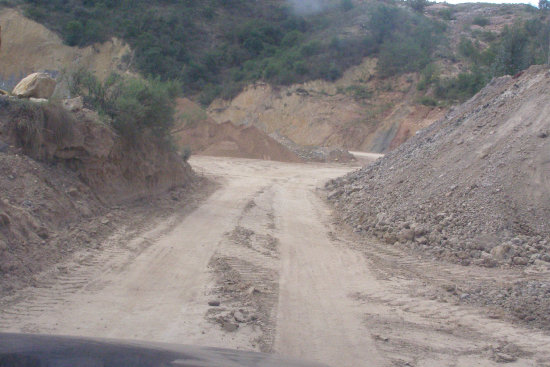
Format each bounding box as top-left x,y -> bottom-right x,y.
1,156 -> 549,367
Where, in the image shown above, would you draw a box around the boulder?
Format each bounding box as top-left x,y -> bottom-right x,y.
63,96 -> 84,112
12,72 -> 56,99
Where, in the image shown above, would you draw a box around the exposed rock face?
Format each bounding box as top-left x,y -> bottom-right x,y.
207,61 -> 446,153
12,72 -> 56,99
326,66 -> 550,268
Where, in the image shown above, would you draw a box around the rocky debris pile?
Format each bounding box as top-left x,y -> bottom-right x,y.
11,72 -> 56,100
327,66 -> 550,268
270,132 -> 355,163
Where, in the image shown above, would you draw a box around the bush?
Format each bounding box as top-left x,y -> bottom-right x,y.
417,63 -> 439,91
340,0 -> 354,12
472,16 -> 490,27
407,0 -> 429,13
418,96 -> 437,106
343,85 -> 372,100
370,4 -> 442,77
435,69 -> 488,102
70,70 -> 179,138
181,146 -> 192,162
377,37 -> 431,76
438,9 -> 455,21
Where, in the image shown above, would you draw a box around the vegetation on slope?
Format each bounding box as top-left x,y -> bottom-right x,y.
69,70 -> 179,139
3,0 -> 550,106
14,0 -> 444,104
426,12 -> 550,103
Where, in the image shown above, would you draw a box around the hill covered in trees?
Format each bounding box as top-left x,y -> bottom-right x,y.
1,0 -> 548,108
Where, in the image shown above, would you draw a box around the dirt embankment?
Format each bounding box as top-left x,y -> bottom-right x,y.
173,98 -> 301,163
326,66 -> 550,328
0,98 -> 196,293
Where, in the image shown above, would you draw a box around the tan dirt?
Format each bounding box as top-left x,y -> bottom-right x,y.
173,98 -> 301,163
1,156 -> 549,367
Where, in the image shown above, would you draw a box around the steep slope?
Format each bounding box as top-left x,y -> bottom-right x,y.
327,65 -> 550,268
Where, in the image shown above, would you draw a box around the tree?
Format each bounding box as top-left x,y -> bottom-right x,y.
340,0 -> 354,12
407,0 -> 429,13
539,0 -> 549,10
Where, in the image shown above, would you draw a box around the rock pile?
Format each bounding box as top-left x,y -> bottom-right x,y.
270,132 -> 356,163
327,66 -> 550,268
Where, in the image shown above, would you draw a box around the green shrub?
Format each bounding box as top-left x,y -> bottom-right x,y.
417,63 -> 439,91
369,4 -> 442,77
438,9 -> 455,21
343,85 -> 372,100
472,16 -> 490,27
181,146 -> 192,162
340,0 -> 354,11
435,69 -> 488,102
64,20 -> 84,46
418,96 -> 437,106
458,37 -> 481,62
70,70 -> 179,138
407,0 -> 429,13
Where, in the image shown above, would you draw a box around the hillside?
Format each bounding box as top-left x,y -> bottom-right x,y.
326,65 -> 550,327
1,1 -> 547,154
208,2 -> 545,152
0,9 -> 130,92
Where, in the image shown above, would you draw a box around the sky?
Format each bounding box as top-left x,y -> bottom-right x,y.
437,0 -> 538,6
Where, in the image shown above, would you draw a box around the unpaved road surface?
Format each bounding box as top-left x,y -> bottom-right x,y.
1,156 -> 550,367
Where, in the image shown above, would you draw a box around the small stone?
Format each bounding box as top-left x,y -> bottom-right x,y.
0,213 -> 10,227
234,311 -> 247,323
0,140 -> 8,153
398,229 -> 415,242
512,256 -> 529,266
415,236 -> 428,245
100,218 -> 110,225
208,300 -> 220,307
495,353 -> 517,363
222,322 -> 239,332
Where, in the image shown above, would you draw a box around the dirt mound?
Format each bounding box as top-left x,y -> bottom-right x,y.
174,98 -> 301,163
327,65 -> 550,268
0,97 -> 195,293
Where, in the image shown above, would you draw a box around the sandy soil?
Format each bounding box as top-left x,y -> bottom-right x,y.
1,156 -> 549,367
